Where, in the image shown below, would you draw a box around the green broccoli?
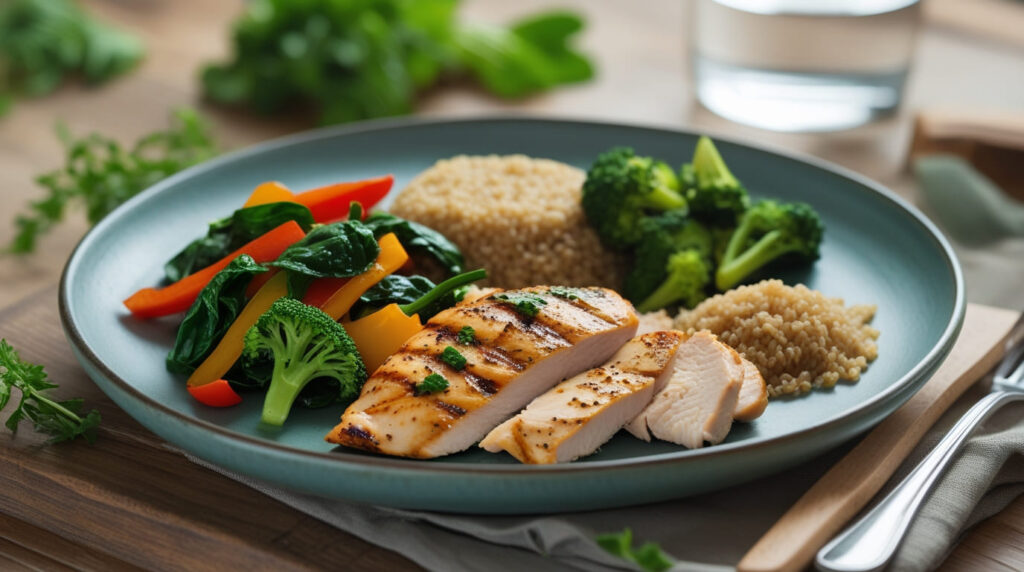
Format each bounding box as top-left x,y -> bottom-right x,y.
581,147 -> 688,249
623,210 -> 713,306
243,298 -> 367,426
715,199 -> 824,291
681,136 -> 749,226
636,251 -> 712,313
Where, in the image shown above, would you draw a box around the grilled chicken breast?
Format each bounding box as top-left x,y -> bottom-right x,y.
734,358 -> 768,422
325,287 -> 638,458
626,331 -> 744,449
480,331 -> 688,464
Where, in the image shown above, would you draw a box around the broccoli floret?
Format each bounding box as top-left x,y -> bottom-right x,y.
582,147 -> 688,249
636,251 -> 712,313
681,136 -> 749,226
243,298 -> 367,426
715,200 -> 824,291
623,211 -> 713,306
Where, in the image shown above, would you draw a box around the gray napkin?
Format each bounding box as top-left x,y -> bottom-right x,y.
187,378 -> 1024,572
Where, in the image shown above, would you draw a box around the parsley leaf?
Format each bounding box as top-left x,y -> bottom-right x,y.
415,373 -> 448,395
0,339 -> 100,443
596,528 -> 673,572
8,108 -> 218,254
493,292 -> 548,318
548,286 -> 580,300
440,346 -> 466,370
457,325 -> 476,345
0,0 -> 144,117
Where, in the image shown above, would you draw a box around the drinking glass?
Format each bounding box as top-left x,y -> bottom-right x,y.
691,0 -> 922,132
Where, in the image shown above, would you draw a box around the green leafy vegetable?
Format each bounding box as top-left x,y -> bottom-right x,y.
349,274 -> 435,320
242,298 -> 366,426
415,373 -> 448,395
364,212 -> 465,277
493,292 -> 548,318
268,220 -> 381,297
398,269 -> 487,317
0,0 -> 144,117
440,346 -> 466,370
596,528 -> 673,572
457,325 -> 475,345
0,339 -> 100,443
8,109 -> 218,254
166,255 -> 268,375
201,0 -> 592,125
165,202 -> 315,282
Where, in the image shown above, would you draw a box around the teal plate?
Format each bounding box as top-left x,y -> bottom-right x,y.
60,117 -> 964,514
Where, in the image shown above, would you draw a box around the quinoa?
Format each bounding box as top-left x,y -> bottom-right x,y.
674,280 -> 879,397
389,155 -> 625,289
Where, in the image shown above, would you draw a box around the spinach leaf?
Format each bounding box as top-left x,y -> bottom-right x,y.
350,275 -> 434,320
364,212 -> 464,276
268,221 -> 380,297
165,202 -> 315,282
166,255 -> 267,375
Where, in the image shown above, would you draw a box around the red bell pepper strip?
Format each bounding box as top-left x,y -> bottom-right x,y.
187,379 -> 242,407
301,277 -> 349,308
124,221 -> 305,319
243,176 -> 393,223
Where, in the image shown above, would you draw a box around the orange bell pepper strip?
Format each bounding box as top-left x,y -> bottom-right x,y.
124,221 -> 305,319
342,304 -> 424,373
187,271 -> 290,388
341,269 -> 488,372
187,379 -> 243,407
242,176 -> 394,223
318,233 -> 408,320
242,181 -> 294,207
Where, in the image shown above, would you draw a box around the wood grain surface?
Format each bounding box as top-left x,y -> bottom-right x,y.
1,1 -> 1023,570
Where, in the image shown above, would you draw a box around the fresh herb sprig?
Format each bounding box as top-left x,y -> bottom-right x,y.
0,339 -> 100,443
8,108 -> 218,254
440,346 -> 466,370
201,0 -> 593,125
493,292 -> 548,318
457,326 -> 476,345
0,0 -> 144,117
596,528 -> 673,572
415,373 -> 449,395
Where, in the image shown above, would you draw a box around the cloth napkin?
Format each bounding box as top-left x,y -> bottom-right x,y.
188,377 -> 1024,572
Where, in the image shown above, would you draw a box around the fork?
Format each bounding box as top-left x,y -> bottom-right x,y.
816,313 -> 1024,572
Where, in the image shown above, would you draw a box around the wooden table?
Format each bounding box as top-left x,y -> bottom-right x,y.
1,0 -> 1022,569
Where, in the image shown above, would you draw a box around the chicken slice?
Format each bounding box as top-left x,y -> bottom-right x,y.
480,331 -> 688,464
734,358 -> 768,422
626,331 -> 743,448
325,287 -> 639,458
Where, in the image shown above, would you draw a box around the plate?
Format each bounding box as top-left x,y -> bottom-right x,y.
60,117 -> 964,514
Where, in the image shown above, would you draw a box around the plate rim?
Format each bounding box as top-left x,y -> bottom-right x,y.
59,114 -> 966,475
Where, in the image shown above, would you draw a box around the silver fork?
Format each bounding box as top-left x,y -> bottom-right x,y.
816,313 -> 1024,572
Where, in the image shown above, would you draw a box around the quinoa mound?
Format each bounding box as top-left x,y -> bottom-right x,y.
389,155 -> 625,289
674,279 -> 879,397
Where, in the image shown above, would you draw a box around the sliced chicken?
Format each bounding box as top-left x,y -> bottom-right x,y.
325,287 -> 639,458
480,331 -> 688,464
734,358 -> 768,422
626,331 -> 744,449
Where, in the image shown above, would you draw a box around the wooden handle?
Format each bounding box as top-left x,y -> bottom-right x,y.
737,303 -> 1021,572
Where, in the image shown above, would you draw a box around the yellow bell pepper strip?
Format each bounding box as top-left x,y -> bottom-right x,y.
242,176 -> 394,223
341,303 -> 425,373
317,233 -> 408,320
187,271 -> 290,389
124,221 -> 305,319
242,181 -> 294,207
343,269 -> 488,372
187,379 -> 242,407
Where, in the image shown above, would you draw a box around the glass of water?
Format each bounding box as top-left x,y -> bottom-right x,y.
691,0 -> 922,132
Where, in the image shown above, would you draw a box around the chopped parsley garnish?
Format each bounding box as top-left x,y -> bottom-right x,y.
548,286 -> 580,300
494,292 -> 548,318
415,373 -> 449,395
596,528 -> 673,572
457,325 -> 476,345
440,346 -> 467,371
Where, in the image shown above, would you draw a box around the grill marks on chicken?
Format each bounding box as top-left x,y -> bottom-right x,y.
480,331 -> 688,464
325,287 -> 639,458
